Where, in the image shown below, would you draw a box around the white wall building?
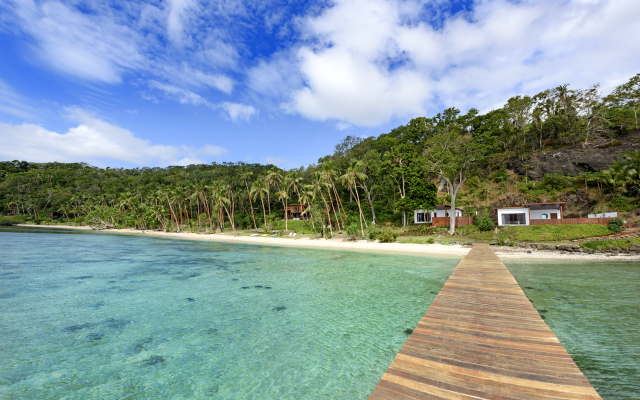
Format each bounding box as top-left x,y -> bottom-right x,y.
588,212 -> 618,218
497,202 -> 565,226
414,205 -> 462,224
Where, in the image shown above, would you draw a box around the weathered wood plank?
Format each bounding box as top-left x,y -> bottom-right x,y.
369,243 -> 602,400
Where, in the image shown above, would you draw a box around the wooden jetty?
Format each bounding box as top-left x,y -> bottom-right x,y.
369,243 -> 602,400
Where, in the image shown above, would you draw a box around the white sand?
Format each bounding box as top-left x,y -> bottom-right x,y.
16,224 -> 640,261
494,246 -> 640,261
17,224 -> 469,257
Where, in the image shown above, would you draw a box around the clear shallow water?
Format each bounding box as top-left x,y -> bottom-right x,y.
505,261 -> 640,400
0,227 -> 458,399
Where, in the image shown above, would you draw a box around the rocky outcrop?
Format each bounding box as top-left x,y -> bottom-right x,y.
507,130 -> 640,180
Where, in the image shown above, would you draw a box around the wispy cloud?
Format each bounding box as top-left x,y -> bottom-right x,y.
0,108 -> 228,167
4,0 -> 144,84
148,81 -> 256,121
0,78 -> 37,120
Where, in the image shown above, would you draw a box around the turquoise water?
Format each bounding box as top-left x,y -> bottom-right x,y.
0,227 -> 459,399
505,261 -> 640,400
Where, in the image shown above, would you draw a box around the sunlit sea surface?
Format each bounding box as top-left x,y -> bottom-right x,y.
0,227 -> 459,399
505,261 -> 640,400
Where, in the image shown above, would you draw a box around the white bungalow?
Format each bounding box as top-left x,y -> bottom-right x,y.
497,202 -> 565,226
588,211 -> 618,218
414,205 -> 463,224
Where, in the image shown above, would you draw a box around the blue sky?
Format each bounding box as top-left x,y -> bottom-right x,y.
0,0 -> 639,169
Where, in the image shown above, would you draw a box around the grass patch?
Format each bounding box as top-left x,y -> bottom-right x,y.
451,225 -> 495,241
580,238 -> 640,252
398,236 -> 436,244
503,225 -> 611,242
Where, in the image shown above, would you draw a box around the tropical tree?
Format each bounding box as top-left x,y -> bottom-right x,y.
426,108 -> 481,235
250,177 -> 269,232
340,160 -> 367,239
240,165 -> 258,229
307,172 -> 333,237
276,179 -> 291,231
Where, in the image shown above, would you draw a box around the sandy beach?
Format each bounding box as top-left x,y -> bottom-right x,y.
13,224 -> 640,261
16,224 -> 470,257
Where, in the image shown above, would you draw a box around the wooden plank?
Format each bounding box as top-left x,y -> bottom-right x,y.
369,243 -> 602,400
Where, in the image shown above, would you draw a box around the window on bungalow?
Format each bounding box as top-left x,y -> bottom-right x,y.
416,212 -> 425,222
502,213 -> 526,225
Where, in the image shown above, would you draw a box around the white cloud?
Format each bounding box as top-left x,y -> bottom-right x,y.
6,0 -> 144,84
279,0 -> 640,126
219,102 -> 257,122
0,108 -> 227,167
166,0 -> 199,44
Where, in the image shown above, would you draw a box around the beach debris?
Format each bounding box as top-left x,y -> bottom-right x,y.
72,275 -> 94,280
404,328 -> 414,335
186,297 -> 196,302
273,306 -> 286,311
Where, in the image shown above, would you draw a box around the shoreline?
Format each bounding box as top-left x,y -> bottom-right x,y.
12,224 -> 640,261
13,224 -> 470,258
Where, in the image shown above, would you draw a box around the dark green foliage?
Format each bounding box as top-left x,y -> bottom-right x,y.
368,228 -> 381,240
542,173 -> 569,191
378,228 -> 398,243
475,216 -> 494,232
404,328 -> 413,335
0,216 -> 19,226
491,166 -> 509,183
608,217 -> 625,233
345,223 -> 361,239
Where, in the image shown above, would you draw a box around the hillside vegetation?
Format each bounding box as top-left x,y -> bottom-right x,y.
1,74 -> 639,240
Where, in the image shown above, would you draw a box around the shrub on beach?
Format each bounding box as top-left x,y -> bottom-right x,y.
475,216 -> 494,232
608,217 -> 624,233
368,228 -> 381,240
345,223 -> 361,240
378,228 -> 398,243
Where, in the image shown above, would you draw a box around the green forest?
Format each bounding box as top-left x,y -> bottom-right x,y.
2,73 -> 639,239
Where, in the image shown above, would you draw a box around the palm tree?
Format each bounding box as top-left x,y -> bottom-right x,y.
299,187 -> 317,235
287,170 -> 304,204
250,178 -> 269,232
319,161 -> 345,230
308,172 -> 333,237
599,162 -> 635,194
340,160 -> 367,239
621,150 -> 640,180
276,178 -> 290,231
239,165 -> 258,229
265,168 -> 281,217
